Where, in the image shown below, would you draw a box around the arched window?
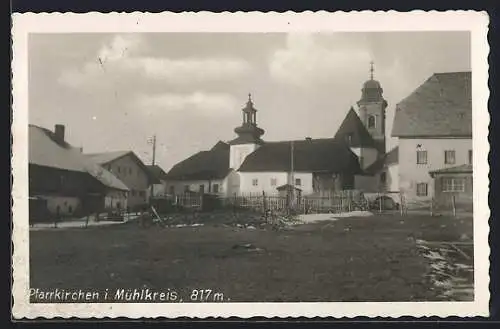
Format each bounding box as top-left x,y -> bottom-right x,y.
367,115 -> 376,129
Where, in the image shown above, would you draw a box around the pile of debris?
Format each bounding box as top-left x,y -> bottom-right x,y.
416,239 -> 474,301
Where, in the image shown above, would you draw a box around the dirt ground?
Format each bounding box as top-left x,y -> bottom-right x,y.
29,212 -> 473,302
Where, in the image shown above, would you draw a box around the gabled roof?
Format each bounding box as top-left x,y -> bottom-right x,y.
165,141 -> 231,181
29,125 -> 129,191
146,165 -> 168,181
86,150 -> 160,184
392,72 -> 472,137
365,146 -> 399,175
429,164 -> 472,177
334,108 -> 376,148
238,138 -> 362,174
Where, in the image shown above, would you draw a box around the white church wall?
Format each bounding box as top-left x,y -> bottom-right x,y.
387,163 -> 399,192
229,144 -> 260,169
238,172 -> 314,195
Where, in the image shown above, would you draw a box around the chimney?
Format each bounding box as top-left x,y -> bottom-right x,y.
54,124 -> 65,143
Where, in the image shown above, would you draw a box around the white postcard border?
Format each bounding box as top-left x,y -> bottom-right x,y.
11,11 -> 490,319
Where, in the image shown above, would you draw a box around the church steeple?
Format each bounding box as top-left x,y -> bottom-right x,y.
357,61 -> 388,154
231,93 -> 265,145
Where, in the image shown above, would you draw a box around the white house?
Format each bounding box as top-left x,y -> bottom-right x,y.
391,71 -> 472,207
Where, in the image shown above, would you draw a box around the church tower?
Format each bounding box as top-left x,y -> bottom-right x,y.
357,61 -> 388,155
229,94 -> 265,170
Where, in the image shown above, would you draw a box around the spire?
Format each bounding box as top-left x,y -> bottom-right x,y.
370,60 -> 374,80
231,94 -> 265,145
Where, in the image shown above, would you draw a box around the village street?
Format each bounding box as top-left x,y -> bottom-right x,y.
30,211 -> 473,302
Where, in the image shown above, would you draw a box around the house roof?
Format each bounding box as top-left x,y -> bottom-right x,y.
392,72 -> 472,137
86,150 -> 160,184
365,146 -> 399,175
334,108 -> 377,148
238,138 -> 362,174
429,164 -> 473,177
146,165 -> 168,181
29,125 -> 129,191
165,141 -> 231,181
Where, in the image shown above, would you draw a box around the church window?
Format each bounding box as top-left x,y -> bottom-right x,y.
367,115 -> 376,129
416,150 -> 427,164
252,179 -> 258,186
380,172 -> 387,184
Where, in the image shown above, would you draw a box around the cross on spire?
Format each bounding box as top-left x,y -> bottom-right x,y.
370,61 -> 375,80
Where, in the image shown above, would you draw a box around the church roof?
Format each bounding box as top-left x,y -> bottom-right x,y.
238,138 -> 362,174
165,141 -> 231,180
334,108 -> 377,148
392,72 -> 472,137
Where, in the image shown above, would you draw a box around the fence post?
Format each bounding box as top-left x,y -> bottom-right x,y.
452,194 -> 456,218
378,192 -> 382,213
430,198 -> 434,217
399,193 -> 404,216
262,191 -> 267,214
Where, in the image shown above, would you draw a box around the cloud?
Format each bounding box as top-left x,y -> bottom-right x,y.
269,34 -> 372,86
134,92 -> 239,116
58,34 -> 252,89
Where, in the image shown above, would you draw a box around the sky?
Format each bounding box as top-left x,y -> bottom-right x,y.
28,32 -> 471,172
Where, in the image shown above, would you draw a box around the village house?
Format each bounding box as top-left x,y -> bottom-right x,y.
86,151 -> 159,210
29,124 -> 129,221
164,141 -> 239,196
391,71 -> 472,209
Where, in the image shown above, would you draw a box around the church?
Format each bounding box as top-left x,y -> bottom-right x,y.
164,67 -> 393,197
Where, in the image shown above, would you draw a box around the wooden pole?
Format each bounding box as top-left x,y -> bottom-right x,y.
399,193 -> 403,216
452,194 -> 456,218
379,192 -> 382,213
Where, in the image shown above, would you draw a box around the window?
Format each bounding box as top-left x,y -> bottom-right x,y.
68,205 -> 73,213
270,178 -> 277,186
416,150 -> 427,164
416,183 -> 428,197
468,150 -> 473,165
367,115 -> 376,129
442,177 -> 465,192
213,184 -> 219,193
169,185 -> 175,195
252,178 -> 258,186
345,133 -> 353,144
131,190 -> 136,197
444,150 -> 456,164
295,178 -> 302,186
199,184 -> 205,194
380,172 -> 387,184
184,185 -> 190,192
